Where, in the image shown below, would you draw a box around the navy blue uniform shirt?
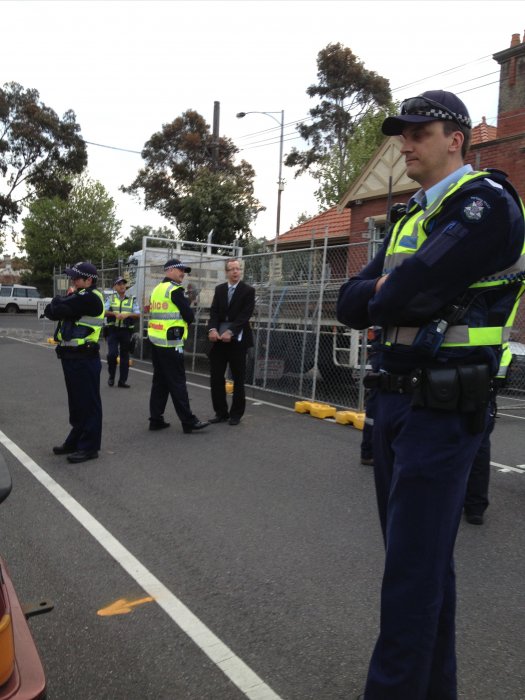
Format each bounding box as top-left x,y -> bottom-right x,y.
44,286 -> 104,321
337,173 -> 525,374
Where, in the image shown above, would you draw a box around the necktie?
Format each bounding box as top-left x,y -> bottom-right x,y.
228,286 -> 235,305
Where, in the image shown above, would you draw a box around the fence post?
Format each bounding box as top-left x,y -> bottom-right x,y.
298,234 -> 315,397
311,231 -> 329,400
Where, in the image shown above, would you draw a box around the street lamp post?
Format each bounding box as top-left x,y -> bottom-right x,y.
236,110 -> 284,252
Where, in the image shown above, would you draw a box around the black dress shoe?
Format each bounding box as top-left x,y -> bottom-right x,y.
118,382 -> 130,388
228,417 -> 240,426
67,450 -> 98,464
108,377 -> 115,386
149,419 -> 170,431
208,415 -> 229,424
183,420 -> 210,434
465,512 -> 484,525
53,443 -> 76,455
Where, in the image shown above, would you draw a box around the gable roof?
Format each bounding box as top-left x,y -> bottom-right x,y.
270,206 -> 351,248
338,137 -> 416,210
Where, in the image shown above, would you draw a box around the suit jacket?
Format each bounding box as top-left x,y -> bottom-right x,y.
207,280 -> 255,348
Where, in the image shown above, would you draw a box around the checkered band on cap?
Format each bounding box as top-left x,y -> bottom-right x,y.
165,262 -> 187,270
68,265 -> 97,279
408,105 -> 472,128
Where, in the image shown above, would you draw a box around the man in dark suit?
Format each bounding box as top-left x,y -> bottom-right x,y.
207,258 -> 255,425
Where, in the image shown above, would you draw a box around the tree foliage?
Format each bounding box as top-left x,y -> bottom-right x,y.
176,165 -> 258,246
122,109 -> 260,245
314,105 -> 396,208
0,82 -> 87,246
21,175 -> 120,294
284,43 -> 391,182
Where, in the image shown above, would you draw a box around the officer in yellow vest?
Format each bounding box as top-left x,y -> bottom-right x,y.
105,276 -> 140,388
337,91 -> 525,700
44,261 -> 105,463
147,259 -> 209,434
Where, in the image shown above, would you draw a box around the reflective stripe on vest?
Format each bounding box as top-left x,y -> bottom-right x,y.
59,289 -> 105,347
148,282 -> 187,348
496,343 -> 513,380
107,294 -> 136,329
383,170 -> 525,349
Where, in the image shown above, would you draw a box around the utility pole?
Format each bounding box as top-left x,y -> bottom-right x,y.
211,101 -> 220,170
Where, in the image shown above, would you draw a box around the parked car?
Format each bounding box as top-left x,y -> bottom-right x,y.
0,457 -> 47,699
0,286 -> 50,314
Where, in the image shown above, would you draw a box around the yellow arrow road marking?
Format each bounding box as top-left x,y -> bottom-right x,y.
97,596 -> 154,616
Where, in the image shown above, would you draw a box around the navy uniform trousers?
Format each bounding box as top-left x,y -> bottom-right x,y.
61,356 -> 102,452
149,344 -> 196,428
107,328 -> 132,383
365,391 -> 487,700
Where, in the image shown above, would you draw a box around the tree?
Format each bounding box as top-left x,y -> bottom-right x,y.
116,225 -> 177,257
21,175 -> 121,294
176,165 -> 258,246
284,43 -> 391,185
314,105 -> 396,208
0,82 -> 87,248
122,109 -> 260,245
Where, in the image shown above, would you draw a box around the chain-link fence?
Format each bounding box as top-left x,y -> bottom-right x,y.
52,234 -> 525,410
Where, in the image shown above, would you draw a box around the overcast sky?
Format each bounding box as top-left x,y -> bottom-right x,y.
1,0 -> 523,253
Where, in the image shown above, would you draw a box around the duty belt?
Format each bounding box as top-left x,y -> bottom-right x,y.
363,371 -> 420,394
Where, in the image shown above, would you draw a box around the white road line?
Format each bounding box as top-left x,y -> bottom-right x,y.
491,461 -> 525,474
497,411 -> 525,421
0,430 -> 283,700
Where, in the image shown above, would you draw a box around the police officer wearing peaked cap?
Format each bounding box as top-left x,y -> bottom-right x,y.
105,275 -> 140,388
147,258 -> 209,434
337,90 -> 525,699
44,261 -> 105,463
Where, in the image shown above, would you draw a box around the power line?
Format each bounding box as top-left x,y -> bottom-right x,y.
83,55 -> 505,158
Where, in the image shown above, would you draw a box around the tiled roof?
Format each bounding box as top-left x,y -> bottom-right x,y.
270,206 -> 351,247
471,117 -> 498,145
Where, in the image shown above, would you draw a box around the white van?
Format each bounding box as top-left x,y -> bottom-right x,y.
0,284 -> 50,313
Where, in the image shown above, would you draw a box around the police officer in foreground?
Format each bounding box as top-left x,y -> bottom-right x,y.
147,259 -> 209,434
44,262 -> 105,464
105,276 -> 140,388
337,91 -> 525,700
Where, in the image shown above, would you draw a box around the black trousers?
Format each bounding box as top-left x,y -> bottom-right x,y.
209,341 -> 247,419
149,345 -> 196,427
107,328 -> 132,383
61,355 -> 102,452
464,398 -> 496,516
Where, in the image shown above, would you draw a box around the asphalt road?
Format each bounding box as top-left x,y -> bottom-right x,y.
0,314 -> 524,700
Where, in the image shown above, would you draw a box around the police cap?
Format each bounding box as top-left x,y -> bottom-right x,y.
164,259 -> 191,273
64,262 -> 98,280
382,90 -> 472,135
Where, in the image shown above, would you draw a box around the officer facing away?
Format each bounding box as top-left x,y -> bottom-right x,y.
44,262 -> 105,464
105,276 -> 140,388
147,259 -> 209,434
337,91 -> 525,700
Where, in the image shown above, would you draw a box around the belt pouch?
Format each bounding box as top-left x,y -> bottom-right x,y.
457,364 -> 490,412
418,367 -> 459,411
458,364 -> 490,434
